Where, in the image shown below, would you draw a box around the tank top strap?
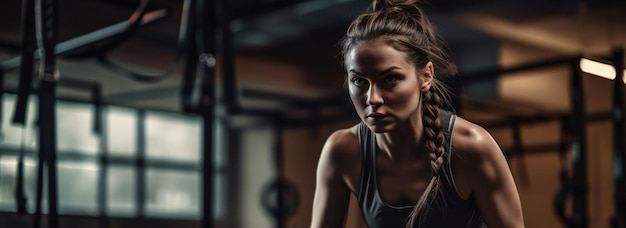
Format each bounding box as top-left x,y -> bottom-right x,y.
439,110 -> 459,201
440,110 -> 456,155
357,122 -> 376,204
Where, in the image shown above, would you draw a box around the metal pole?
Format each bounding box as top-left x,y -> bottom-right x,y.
199,0 -> 217,226
275,117 -> 284,228
570,59 -> 588,228
612,48 -> 625,228
200,54 -> 216,228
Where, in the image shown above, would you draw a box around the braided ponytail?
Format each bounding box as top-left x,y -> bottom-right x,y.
405,88 -> 447,227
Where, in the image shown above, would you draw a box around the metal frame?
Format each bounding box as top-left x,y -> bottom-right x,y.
460,51 -> 626,228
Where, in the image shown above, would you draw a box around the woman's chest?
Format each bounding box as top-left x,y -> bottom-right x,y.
375,160 -> 432,206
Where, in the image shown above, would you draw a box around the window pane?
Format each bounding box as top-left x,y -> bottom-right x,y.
57,101 -> 100,155
1,94 -> 38,150
0,155 -> 18,211
214,172 -> 224,219
145,169 -> 199,219
0,155 -> 46,213
106,106 -> 137,157
106,165 -> 136,217
145,112 -> 200,163
58,160 -> 99,215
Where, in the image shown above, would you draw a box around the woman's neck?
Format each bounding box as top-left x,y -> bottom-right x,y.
376,112 -> 426,163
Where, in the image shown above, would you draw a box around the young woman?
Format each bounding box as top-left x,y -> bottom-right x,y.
311,0 -> 524,227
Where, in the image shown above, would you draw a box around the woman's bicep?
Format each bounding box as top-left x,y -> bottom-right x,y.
311,133 -> 352,228
311,173 -> 350,228
472,133 -> 524,228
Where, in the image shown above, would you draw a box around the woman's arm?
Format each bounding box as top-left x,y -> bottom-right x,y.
455,118 -> 525,228
311,130 -> 355,228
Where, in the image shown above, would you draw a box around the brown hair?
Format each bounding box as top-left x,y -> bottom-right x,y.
340,0 -> 457,226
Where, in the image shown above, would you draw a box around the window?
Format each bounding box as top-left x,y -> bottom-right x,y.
0,93 -> 225,220
106,106 -> 137,157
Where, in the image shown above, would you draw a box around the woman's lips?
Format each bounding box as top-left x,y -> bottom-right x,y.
367,113 -> 386,118
366,113 -> 389,123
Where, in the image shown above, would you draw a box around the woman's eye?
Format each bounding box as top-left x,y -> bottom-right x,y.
383,75 -> 400,84
351,77 -> 367,86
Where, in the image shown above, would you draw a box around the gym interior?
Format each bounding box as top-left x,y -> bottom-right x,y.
0,0 -> 625,227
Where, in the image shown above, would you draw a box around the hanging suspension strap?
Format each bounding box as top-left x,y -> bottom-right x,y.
32,0 -> 60,227
15,130 -> 29,214
554,115 -> 575,227
180,0 -> 199,113
96,0 -> 190,83
511,118 -> 530,188
12,0 -> 37,126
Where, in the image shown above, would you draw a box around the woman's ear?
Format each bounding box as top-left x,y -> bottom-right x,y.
420,62 -> 434,92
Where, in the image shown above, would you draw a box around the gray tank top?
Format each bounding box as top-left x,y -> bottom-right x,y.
357,110 -> 486,227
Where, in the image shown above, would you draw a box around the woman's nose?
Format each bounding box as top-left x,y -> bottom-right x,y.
366,85 -> 383,106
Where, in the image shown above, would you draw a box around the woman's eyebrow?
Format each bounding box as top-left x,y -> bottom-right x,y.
378,66 -> 401,76
348,66 -> 401,77
348,69 -> 364,76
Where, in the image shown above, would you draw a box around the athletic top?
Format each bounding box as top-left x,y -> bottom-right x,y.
357,110 -> 486,227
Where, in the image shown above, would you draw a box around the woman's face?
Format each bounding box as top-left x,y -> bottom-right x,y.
346,40 -> 432,133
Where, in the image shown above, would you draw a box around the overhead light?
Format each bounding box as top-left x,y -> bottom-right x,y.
579,58 -> 626,84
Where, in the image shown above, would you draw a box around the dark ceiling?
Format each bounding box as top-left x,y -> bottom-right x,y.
1,0 -> 625,114
0,0 -> 600,63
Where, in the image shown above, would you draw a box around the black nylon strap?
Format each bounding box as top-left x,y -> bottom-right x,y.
33,0 -> 59,228
15,136 -> 28,214
13,0 -> 37,125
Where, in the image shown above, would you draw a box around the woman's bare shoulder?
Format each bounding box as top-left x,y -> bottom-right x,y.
321,124 -> 361,162
316,124 -> 362,187
451,117 -> 502,161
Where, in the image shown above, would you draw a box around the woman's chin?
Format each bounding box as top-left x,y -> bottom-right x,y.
368,123 -> 394,133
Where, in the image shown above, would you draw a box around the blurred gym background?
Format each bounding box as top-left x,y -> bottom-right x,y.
0,0 -> 625,227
